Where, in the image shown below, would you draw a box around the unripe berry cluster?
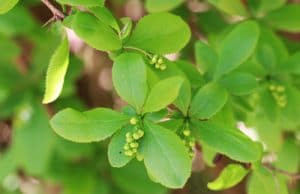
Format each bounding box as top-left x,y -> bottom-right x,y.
123,117 -> 144,157
268,83 -> 287,108
149,55 -> 167,70
181,128 -> 195,158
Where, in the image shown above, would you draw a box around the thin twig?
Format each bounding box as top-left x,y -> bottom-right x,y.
123,46 -> 152,58
264,163 -> 300,180
41,0 -> 65,20
42,17 -> 55,27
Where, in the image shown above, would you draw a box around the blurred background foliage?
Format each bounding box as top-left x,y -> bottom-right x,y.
0,0 -> 300,194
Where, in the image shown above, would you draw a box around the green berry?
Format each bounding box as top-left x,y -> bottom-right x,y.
130,142 -> 139,148
133,132 -> 140,140
126,132 -> 132,138
130,117 -> 138,125
126,136 -> 133,143
189,152 -> 195,158
183,129 -> 191,137
276,85 -> 285,92
150,55 -> 158,64
136,153 -> 144,161
160,64 -> 167,71
123,144 -> 130,150
278,95 -> 286,102
272,92 -> 280,99
155,63 -> 160,69
132,148 -> 138,153
157,58 -> 163,65
278,100 -> 287,108
125,150 -> 133,156
269,85 -> 276,91
137,130 -> 144,138
189,141 -> 195,147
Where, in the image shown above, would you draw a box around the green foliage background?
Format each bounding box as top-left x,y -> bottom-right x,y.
0,0 -> 299,194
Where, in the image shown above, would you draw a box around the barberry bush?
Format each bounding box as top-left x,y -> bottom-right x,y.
0,0 -> 300,194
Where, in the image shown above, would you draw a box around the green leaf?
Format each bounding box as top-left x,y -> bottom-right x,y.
247,166 -> 288,194
249,0 -> 286,13
212,102 -> 236,128
13,101 -> 55,175
0,150 -> 17,181
264,4 -> 300,32
207,164 -> 249,190
43,37 -> 69,104
144,109 -> 168,122
0,6 -> 35,36
143,76 -> 184,113
145,0 -> 184,12
72,12 -> 121,51
108,125 -> 134,168
120,17 -> 133,40
215,21 -> 259,77
159,118 -> 184,132
0,0 -> 19,14
89,7 -> 120,32
191,121 -> 262,162
175,60 -> 204,89
112,52 -> 148,112
189,82 -> 228,119
280,85 -> 300,128
207,0 -> 249,16
140,121 -> 191,188
254,26 -> 288,71
278,51 -> 300,74
220,72 -> 258,95
201,143 -> 217,167
174,80 -> 191,115
56,0 -> 104,6
275,137 -> 299,173
126,13 -> 191,54
50,108 -> 130,143
195,41 -> 218,75
111,161 -> 167,194
0,37 -> 20,63
55,137 -> 93,160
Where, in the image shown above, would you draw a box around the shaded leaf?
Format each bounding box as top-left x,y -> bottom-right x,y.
111,161 -> 167,194
207,0 -> 248,16
215,21 -> 259,77
189,83 -> 228,119
0,0 -> 18,14
247,166 -> 288,194
275,137 -> 299,173
191,121 -> 262,162
195,41 -> 218,75
220,72 -> 258,95
56,0 -> 104,6
145,0 -> 184,12
174,80 -> 191,115
264,4 -> 300,32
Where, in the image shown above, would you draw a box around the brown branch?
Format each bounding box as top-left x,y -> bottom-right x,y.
41,0 -> 65,20
264,163 -> 300,180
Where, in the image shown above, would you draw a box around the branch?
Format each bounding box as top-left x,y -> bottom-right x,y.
41,0 -> 65,20
264,163 -> 300,180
